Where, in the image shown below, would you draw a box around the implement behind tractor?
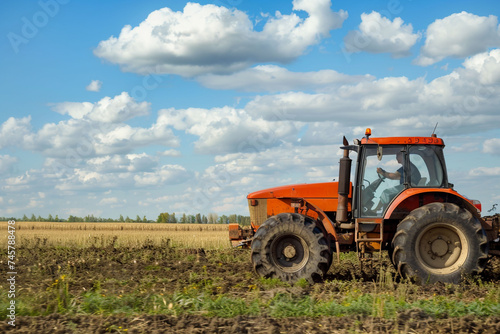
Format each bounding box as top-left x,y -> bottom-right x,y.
230,129 -> 500,284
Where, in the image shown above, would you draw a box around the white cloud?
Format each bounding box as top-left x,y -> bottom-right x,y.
86,80 -> 102,92
1,93 -> 179,159
158,149 -> 181,157
53,92 -> 150,123
157,106 -> 299,154
469,166 -> 500,176
483,138 -> 500,154
415,11 -> 500,66
243,50 -> 500,136
133,164 -> 191,187
463,49 -> 500,85
0,155 -> 18,174
0,116 -> 32,149
87,154 -> 158,173
196,65 -> 374,92
245,76 -> 425,123
344,11 -> 420,58
99,197 -> 119,205
94,0 -> 347,76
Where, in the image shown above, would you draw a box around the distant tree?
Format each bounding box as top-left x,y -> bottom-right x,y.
22,214 -> 28,221
54,215 -> 59,222
202,215 -> 208,224
119,214 -> 124,222
218,215 -> 228,224
47,214 -> 53,222
208,213 -> 218,224
168,213 -> 177,224
30,214 -> 36,221
136,215 -> 141,222
180,213 -> 187,224
143,215 -> 148,223
157,212 -> 169,224
195,213 -> 202,224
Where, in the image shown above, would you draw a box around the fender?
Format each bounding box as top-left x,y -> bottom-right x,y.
384,188 -> 481,220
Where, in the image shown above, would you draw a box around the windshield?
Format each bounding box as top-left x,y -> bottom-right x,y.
359,146 -> 406,217
358,144 -> 446,217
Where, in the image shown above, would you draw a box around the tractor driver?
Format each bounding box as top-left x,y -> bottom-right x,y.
375,152 -> 421,208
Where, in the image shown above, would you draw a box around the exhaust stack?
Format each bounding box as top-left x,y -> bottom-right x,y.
336,136 -> 351,223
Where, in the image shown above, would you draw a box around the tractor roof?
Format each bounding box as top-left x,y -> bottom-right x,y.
359,128 -> 444,146
360,136 -> 444,145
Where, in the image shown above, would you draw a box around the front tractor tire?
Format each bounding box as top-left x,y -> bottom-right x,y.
251,213 -> 331,284
392,203 -> 488,284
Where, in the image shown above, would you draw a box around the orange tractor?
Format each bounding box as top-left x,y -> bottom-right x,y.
229,129 -> 500,284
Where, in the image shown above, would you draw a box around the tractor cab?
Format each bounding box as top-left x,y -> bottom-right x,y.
355,136 -> 448,218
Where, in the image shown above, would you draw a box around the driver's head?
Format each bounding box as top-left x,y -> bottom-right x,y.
396,152 -> 403,163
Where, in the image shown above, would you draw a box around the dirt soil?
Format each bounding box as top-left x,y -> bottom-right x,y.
3,244 -> 500,334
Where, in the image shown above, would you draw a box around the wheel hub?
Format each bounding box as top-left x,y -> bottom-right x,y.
429,236 -> 451,258
270,234 -> 309,273
416,225 -> 467,272
283,244 -> 297,259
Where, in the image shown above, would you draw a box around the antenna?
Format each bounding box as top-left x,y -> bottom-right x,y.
431,122 -> 438,136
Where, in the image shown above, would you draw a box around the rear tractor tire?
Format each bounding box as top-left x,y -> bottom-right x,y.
251,213 -> 331,284
392,203 -> 488,284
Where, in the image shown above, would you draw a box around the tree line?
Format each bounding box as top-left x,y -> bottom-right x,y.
1,212 -> 251,226
156,212 -> 250,226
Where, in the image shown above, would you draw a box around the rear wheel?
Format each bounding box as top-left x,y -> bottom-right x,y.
392,203 -> 488,284
251,213 -> 331,284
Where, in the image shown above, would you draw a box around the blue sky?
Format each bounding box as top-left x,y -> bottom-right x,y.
1,0 -> 500,220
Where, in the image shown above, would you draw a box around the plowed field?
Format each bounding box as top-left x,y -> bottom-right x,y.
2,240 -> 500,333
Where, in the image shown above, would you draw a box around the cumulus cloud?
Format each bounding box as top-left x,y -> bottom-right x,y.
86,80 -> 102,92
99,197 -> 120,205
415,11 -> 500,66
344,11 -> 420,58
52,92 -> 150,123
0,93 -> 179,159
197,65 -> 374,92
245,76 -> 424,123
483,138 -> 500,154
462,49 -> 500,85
0,116 -> 33,149
158,149 -> 181,157
243,49 -> 500,136
87,153 -> 158,173
0,155 -> 18,174
133,164 -> 191,187
54,162 -> 190,191
94,0 -> 347,76
157,106 -> 300,154
469,166 -> 500,176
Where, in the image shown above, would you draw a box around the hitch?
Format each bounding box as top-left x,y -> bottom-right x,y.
483,215 -> 500,256
229,223 -> 254,248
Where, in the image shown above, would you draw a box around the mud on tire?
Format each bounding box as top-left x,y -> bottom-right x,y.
392,202 -> 488,284
251,213 -> 331,284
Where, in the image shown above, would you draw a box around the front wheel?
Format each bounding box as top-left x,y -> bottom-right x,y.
251,213 -> 331,284
392,203 -> 488,284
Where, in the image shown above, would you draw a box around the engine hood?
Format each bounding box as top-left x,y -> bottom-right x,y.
247,182 -> 343,199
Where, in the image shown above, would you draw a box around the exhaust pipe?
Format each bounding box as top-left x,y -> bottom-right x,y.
336,136 -> 351,223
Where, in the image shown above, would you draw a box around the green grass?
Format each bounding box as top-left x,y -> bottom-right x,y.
1,243 -> 499,322
2,285 -> 499,319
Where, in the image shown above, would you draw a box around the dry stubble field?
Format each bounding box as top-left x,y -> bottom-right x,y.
1,221 -> 500,333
